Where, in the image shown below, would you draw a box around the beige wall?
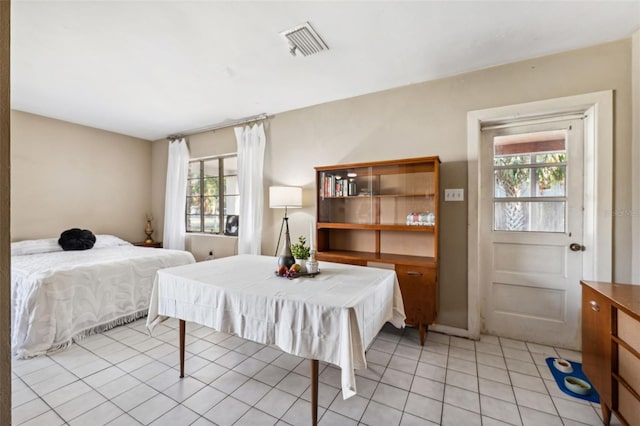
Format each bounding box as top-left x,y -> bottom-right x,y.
10,111 -> 152,243
633,29 -> 640,283
1,2 -> 11,423
150,38 -> 633,330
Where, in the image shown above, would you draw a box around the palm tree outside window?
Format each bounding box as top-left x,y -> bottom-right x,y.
493,130 -> 567,232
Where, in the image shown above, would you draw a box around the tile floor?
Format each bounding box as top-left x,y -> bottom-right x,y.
11,319 -> 622,426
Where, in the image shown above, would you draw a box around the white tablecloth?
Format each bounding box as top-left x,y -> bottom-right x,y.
146,254 -> 405,398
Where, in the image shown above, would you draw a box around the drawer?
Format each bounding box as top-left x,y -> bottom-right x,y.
395,265 -> 435,285
618,309 -> 640,354
395,264 -> 437,325
617,381 -> 640,426
619,345 -> 640,396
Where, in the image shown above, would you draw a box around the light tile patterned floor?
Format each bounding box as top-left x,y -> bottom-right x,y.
11,319 -> 623,425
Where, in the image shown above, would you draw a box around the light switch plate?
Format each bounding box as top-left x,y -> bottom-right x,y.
444,188 -> 464,201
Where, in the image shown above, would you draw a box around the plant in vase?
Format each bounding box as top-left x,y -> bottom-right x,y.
290,236 -> 310,273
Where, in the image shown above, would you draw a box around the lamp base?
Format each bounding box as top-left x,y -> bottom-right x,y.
277,216 -> 295,269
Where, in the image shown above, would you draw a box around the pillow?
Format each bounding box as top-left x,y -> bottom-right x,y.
11,238 -> 63,256
58,228 -> 96,251
93,234 -> 132,249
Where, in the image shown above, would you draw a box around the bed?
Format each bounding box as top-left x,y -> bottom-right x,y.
11,235 -> 195,358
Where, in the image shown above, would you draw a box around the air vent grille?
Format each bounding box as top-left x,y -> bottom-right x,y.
280,22 -> 328,57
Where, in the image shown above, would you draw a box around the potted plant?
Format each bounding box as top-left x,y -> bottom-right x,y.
290,236 -> 310,272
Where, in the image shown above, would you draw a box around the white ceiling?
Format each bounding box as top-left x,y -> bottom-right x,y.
11,1 -> 640,141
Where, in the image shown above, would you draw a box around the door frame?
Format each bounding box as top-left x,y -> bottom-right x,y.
467,91 -> 613,341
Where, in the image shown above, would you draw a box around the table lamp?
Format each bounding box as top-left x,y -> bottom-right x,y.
269,186 -> 302,267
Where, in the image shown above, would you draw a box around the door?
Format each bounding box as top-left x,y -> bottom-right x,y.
479,117 -> 584,349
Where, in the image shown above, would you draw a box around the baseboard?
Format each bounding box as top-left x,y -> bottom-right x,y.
429,323 -> 473,340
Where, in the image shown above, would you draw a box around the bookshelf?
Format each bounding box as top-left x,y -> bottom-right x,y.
315,156 -> 440,344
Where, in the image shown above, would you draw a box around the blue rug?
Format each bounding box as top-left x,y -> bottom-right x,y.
545,357 -> 600,403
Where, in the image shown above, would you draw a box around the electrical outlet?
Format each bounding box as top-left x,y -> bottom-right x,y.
444,188 -> 464,201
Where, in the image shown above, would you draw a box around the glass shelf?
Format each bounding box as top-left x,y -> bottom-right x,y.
315,156 -> 440,256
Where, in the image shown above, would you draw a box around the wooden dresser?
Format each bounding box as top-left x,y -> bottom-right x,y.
581,280 -> 640,426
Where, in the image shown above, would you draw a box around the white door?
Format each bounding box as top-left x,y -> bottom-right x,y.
479,117 -> 585,349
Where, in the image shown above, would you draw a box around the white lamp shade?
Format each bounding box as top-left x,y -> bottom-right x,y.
269,186 -> 302,208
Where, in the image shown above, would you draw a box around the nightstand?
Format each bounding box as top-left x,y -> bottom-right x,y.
133,241 -> 163,248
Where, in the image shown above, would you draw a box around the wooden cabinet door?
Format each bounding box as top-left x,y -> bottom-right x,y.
581,284 -> 612,408
396,264 -> 437,325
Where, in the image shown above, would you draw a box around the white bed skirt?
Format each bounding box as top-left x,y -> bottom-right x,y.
11,245 -> 195,358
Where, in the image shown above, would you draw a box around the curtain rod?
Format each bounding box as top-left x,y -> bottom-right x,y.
167,113 -> 269,140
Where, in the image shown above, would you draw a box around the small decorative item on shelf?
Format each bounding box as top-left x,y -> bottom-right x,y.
348,179 -> 357,196
406,212 -> 436,226
144,214 -> 154,244
427,212 -> 435,226
290,236 -> 310,273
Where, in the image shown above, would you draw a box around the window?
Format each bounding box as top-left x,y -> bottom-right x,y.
493,130 -> 567,232
186,155 -> 239,234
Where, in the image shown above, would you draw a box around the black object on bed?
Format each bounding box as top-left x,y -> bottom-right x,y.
58,228 -> 96,250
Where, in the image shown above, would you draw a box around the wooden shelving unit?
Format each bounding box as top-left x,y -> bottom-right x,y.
315,156 -> 440,345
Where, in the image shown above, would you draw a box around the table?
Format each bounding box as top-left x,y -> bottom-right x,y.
133,241 -> 163,248
146,254 -> 405,425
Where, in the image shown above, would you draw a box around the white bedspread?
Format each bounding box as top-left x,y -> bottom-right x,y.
146,254 -> 405,399
12,245 -> 195,358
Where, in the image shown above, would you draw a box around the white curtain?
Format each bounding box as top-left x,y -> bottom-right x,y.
235,123 -> 266,255
163,138 -> 190,250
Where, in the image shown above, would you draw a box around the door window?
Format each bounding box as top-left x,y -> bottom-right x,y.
493,130 -> 567,232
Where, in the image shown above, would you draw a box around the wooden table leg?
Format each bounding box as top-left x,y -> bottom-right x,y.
419,323 -> 427,346
179,319 -> 185,378
310,359 -> 318,426
601,403 -> 611,425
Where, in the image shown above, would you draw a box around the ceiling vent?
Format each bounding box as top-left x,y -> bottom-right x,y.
280,22 -> 329,57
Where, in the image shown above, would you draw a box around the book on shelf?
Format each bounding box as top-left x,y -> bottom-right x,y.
321,174 -> 354,198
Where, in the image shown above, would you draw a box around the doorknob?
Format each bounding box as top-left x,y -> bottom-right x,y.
569,243 -> 585,252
